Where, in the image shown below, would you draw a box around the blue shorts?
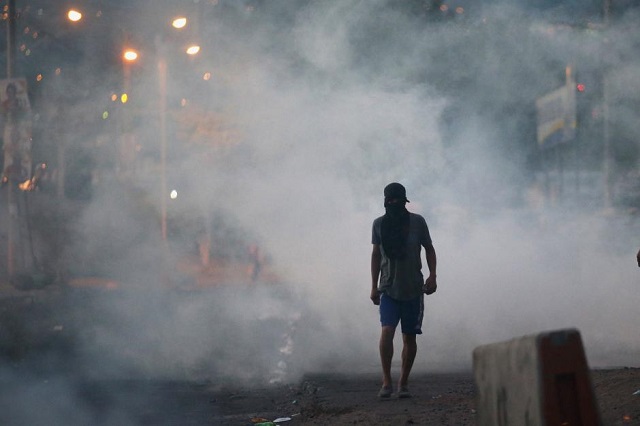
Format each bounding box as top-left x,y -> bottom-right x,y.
379,293 -> 424,335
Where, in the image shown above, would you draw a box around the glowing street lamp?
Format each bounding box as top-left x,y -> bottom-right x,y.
186,44 -> 200,55
154,17 -> 199,241
123,49 -> 139,62
67,9 -> 82,22
119,47 -> 139,179
172,17 -> 187,29
122,47 -> 139,94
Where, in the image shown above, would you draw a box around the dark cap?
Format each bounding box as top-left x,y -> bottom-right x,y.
384,182 -> 409,202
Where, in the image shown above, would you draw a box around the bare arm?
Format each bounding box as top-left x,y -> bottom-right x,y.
423,243 -> 437,294
371,244 -> 382,305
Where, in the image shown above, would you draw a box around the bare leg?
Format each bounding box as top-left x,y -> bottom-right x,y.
379,326 -> 396,387
399,333 -> 417,388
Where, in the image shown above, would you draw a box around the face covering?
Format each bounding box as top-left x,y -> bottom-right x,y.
381,200 -> 409,260
385,202 -> 406,217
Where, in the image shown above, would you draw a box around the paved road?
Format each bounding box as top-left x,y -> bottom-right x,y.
0,373 -> 299,426
2,363 -> 639,425
0,370 -> 475,426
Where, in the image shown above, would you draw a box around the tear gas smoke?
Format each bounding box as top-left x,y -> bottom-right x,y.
3,3 -> 640,423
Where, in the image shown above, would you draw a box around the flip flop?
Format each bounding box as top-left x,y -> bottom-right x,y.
397,387 -> 412,399
377,386 -> 393,399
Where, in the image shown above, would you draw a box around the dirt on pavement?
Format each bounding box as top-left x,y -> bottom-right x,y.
209,368 -> 640,425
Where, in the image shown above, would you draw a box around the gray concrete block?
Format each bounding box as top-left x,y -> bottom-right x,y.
473,328 -> 601,426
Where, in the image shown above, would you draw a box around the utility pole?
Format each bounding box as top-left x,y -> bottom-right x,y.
602,0 -> 612,209
6,0 -> 17,277
156,36 -> 168,242
7,0 -> 15,78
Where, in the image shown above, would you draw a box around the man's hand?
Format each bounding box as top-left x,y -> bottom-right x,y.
423,275 -> 437,295
370,288 -> 381,305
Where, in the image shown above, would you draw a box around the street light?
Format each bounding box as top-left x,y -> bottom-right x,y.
185,44 -> 200,55
157,17 -> 199,241
67,9 -> 83,22
172,17 -> 187,29
119,47 -> 139,178
123,49 -> 139,62
122,47 -> 138,98
113,15 -> 198,240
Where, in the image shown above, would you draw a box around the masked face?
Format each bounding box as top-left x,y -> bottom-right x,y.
381,198 -> 409,260
384,198 -> 406,217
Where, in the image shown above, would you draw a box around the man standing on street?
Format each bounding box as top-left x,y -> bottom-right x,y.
371,182 -> 437,399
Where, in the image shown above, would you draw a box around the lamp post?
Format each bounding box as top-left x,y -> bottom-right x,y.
157,45 -> 168,241
5,0 -> 16,277
56,8 -> 84,198
120,47 -> 138,178
65,9 -> 199,242
156,16 -> 200,241
602,0 -> 612,210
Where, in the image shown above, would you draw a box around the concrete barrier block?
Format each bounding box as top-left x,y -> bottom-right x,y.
473,328 -> 601,426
